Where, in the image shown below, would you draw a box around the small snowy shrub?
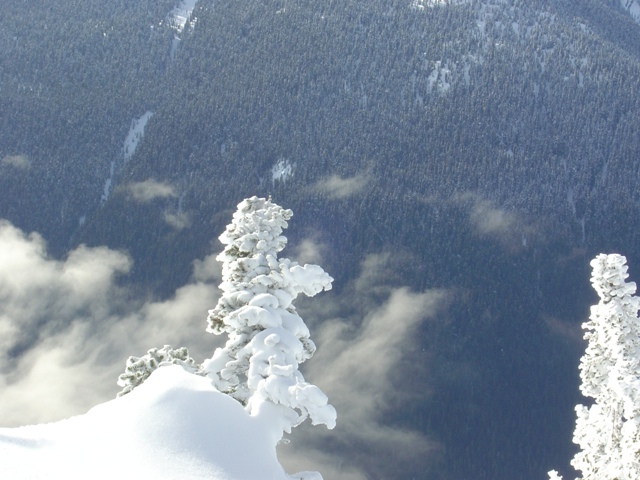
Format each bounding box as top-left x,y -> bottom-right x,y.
203,196 -> 336,434
548,254 -> 640,480
117,345 -> 201,397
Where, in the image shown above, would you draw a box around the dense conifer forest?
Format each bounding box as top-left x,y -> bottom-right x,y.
2,1 -> 640,478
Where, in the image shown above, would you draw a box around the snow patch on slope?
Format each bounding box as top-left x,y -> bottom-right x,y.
101,112 -> 153,204
272,158 -> 294,183
621,0 -> 640,24
406,1 -> 598,102
166,1 -> 199,59
426,61 -> 452,93
411,0 -> 470,9
101,161 -> 116,205
168,0 -> 199,33
0,366 -> 295,480
124,111 -> 153,162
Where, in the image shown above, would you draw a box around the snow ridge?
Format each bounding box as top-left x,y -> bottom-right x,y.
0,366 -> 293,480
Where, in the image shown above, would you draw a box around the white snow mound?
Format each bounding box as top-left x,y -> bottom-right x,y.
0,365 -> 291,480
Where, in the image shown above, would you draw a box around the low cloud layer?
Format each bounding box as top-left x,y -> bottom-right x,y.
120,180 -> 192,230
312,173 -> 369,199
124,179 -> 177,202
1,154 -> 30,169
279,247 -> 450,479
0,221 -> 220,426
291,237 -> 327,265
295,288 -> 445,475
454,193 -> 541,251
0,225 -> 449,479
163,211 -> 192,230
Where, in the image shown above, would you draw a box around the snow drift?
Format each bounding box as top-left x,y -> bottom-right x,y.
0,365 -> 303,480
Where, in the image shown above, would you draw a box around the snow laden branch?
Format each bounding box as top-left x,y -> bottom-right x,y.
203,196 -> 336,436
549,254 -> 640,480
117,345 -> 200,397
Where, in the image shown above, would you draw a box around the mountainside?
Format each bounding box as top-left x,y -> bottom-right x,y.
2,1 -> 640,479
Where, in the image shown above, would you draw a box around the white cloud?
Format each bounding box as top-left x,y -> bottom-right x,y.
291,238 -> 327,266
315,287 -> 443,427
0,220 -> 221,427
454,193 -> 539,251
163,211 -> 192,230
0,222 -> 449,479
544,315 -> 584,345
0,222 -> 130,359
280,447 -> 369,480
312,173 -> 369,200
192,253 -> 222,283
1,154 -> 30,169
125,179 -> 177,202
468,198 -> 518,237
279,254 -> 449,479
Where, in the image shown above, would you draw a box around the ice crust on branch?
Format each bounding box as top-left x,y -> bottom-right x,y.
549,253 -> 640,480
203,196 -> 336,434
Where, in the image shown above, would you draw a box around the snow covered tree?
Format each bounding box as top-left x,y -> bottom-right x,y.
548,254 -> 640,480
117,345 -> 200,397
202,196 -> 336,434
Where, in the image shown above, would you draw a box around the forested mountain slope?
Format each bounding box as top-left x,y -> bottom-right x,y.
1,1 -> 640,478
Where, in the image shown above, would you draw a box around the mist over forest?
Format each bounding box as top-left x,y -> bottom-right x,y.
1,1 -> 640,478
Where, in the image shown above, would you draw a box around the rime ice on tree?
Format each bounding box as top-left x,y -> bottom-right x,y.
203,196 -> 336,435
549,254 -> 640,480
117,345 -> 200,397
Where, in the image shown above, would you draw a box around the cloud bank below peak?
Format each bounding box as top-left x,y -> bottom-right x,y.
0,220 -> 220,427
0,224 -> 451,480
312,173 -> 370,200
280,249 -> 451,479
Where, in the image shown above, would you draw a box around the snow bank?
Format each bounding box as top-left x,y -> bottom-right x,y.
0,365 -> 291,480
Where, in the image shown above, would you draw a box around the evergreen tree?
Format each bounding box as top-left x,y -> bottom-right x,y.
117,345 -> 200,397
549,254 -> 640,480
203,196 -> 336,434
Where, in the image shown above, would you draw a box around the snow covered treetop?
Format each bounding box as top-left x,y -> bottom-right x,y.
208,196 -> 333,336
550,253 -> 640,480
590,254 -> 638,303
582,253 -> 640,407
204,197 -> 336,437
219,196 -> 292,263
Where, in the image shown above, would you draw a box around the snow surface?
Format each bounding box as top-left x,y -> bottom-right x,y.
621,0 -> 640,24
168,0 -> 199,33
0,365 -> 297,480
101,112 -> 153,204
411,0 -> 470,9
124,111 -> 153,162
272,158 -> 294,183
101,160 -> 116,204
166,1 -> 199,59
